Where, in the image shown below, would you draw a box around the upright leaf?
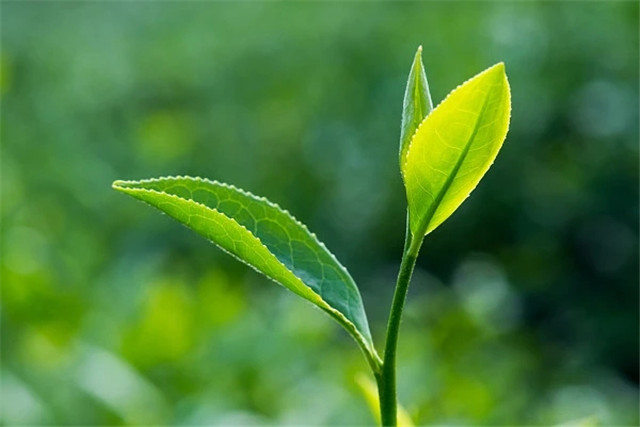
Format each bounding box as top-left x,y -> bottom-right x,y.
113,177 -> 380,370
399,45 -> 434,169
403,62 -> 511,237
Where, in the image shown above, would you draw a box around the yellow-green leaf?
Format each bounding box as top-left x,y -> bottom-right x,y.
112,177 -> 380,371
403,62 -> 511,237
399,45 -> 434,168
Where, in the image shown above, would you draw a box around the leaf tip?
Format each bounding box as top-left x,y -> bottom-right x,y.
412,46 -> 424,68
474,62 -> 508,88
488,61 -> 506,76
112,179 -> 136,193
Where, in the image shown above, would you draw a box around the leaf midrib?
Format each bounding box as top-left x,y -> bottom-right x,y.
413,87 -> 493,237
412,69 -> 424,130
114,181 -> 382,370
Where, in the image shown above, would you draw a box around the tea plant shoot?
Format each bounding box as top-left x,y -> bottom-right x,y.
113,46 -> 511,426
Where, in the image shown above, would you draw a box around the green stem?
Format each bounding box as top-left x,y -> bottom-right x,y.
377,231 -> 423,426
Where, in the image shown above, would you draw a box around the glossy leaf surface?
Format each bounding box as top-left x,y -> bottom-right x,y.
402,63 -> 511,236
113,177 -> 379,368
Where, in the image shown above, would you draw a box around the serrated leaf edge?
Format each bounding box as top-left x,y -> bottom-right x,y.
112,177 -> 382,371
401,62 -> 508,178
399,45 -> 434,173
115,176 -> 362,297
401,63 -> 510,236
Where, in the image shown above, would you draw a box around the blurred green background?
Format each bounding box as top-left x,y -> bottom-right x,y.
1,2 -> 638,425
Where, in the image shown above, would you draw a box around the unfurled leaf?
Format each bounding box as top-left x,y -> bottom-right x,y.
399,45 -> 434,169
112,177 -> 380,370
403,62 -> 511,237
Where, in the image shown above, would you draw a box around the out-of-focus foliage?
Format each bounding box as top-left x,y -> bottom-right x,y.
1,2 -> 638,425
354,373 -> 413,427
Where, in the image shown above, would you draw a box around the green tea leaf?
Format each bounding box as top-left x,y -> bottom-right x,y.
399,45 -> 434,169
403,62 -> 511,237
112,177 -> 380,370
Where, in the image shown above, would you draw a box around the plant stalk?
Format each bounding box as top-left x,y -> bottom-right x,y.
377,229 -> 423,426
